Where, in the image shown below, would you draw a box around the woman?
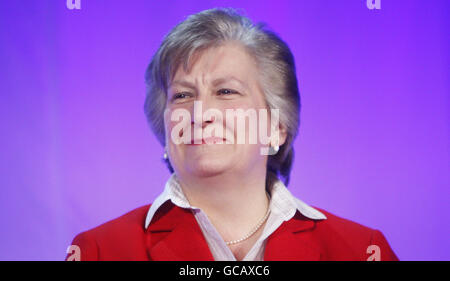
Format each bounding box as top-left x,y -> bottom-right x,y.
67,7 -> 398,261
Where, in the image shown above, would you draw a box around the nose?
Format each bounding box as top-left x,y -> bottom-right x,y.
187,93 -> 219,128
186,94 -> 224,142
192,113 -> 215,128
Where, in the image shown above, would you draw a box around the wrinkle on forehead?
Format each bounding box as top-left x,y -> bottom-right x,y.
171,42 -> 259,88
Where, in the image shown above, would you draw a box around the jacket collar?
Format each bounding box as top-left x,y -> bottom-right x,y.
263,211 -> 322,260
146,201 -> 323,261
145,201 -> 215,261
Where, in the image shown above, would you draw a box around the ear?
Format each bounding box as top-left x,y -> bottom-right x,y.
272,123 -> 288,147
279,124 -> 288,146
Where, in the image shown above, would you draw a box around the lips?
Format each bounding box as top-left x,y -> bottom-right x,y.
188,137 -> 226,145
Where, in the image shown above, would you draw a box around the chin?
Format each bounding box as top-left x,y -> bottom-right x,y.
187,157 -> 231,177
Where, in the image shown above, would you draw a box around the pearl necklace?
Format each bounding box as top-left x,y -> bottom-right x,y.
225,195 -> 271,246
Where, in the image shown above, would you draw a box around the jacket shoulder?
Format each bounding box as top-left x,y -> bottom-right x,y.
311,207 -> 399,261
66,204 -> 151,261
91,204 -> 150,233
314,207 -> 375,238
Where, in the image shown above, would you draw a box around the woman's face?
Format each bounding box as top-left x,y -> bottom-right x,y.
164,42 -> 286,179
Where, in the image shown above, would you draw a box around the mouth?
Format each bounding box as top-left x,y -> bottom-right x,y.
188,137 -> 227,145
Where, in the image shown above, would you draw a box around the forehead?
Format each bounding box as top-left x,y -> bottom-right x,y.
171,42 -> 259,85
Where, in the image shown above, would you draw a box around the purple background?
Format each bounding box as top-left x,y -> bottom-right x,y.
0,0 -> 448,260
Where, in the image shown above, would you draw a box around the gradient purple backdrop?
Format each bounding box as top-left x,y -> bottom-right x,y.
0,0 -> 448,260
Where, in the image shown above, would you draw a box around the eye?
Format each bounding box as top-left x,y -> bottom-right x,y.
172,92 -> 192,101
217,88 -> 238,96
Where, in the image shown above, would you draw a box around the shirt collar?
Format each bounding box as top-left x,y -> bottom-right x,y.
144,173 -> 326,229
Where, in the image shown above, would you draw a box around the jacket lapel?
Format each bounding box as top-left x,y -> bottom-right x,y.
146,201 -> 214,261
146,202 -> 322,261
264,211 -> 322,261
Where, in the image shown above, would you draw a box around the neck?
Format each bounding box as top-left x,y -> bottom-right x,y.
176,165 -> 270,240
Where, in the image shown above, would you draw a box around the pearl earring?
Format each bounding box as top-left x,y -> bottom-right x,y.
163,149 -> 168,160
267,144 -> 279,155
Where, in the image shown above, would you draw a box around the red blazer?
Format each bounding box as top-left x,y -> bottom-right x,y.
66,201 -> 399,261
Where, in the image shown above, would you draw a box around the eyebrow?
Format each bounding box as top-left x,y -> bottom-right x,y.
170,76 -> 249,90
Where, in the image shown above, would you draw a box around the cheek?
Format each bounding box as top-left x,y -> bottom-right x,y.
222,102 -> 267,146
163,113 -> 175,145
164,107 -> 192,145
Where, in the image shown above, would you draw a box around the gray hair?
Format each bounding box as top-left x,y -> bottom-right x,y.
144,7 -> 300,186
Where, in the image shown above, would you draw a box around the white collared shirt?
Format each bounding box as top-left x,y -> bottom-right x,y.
144,174 -> 327,261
